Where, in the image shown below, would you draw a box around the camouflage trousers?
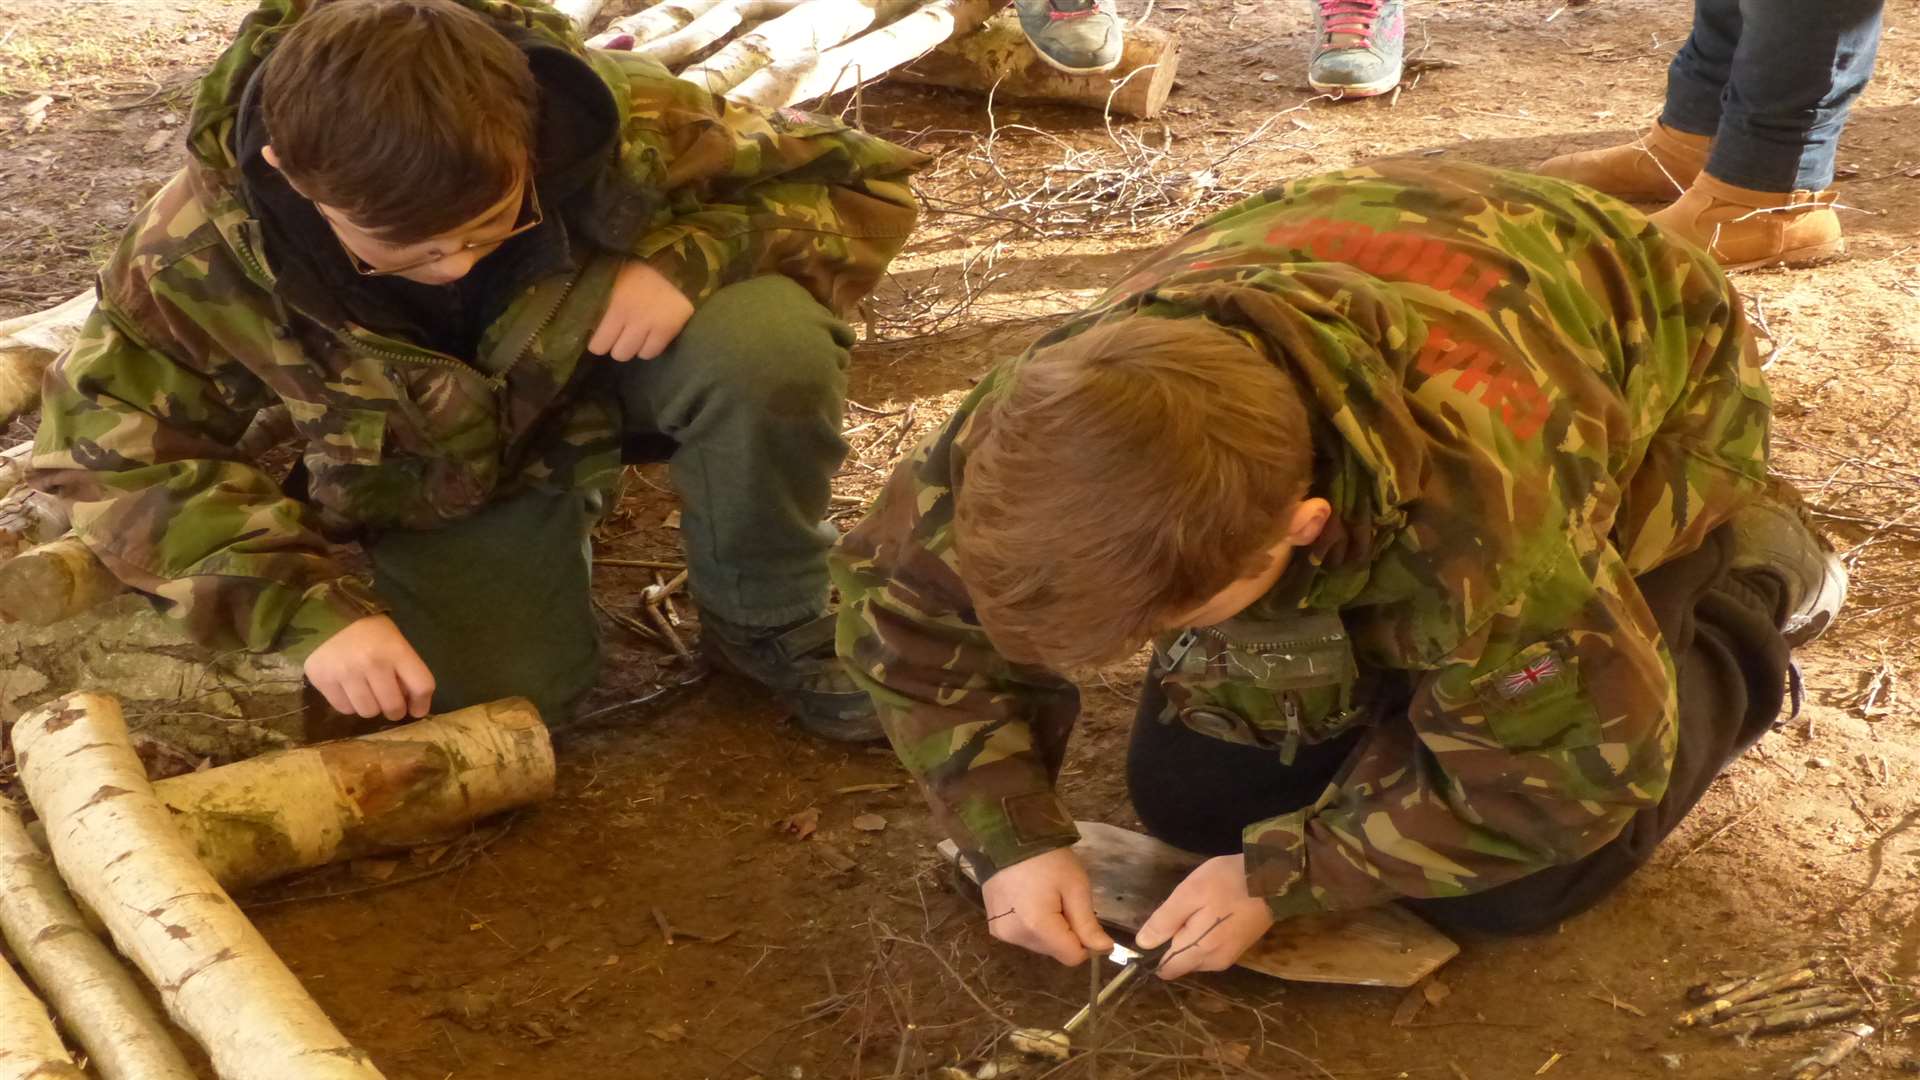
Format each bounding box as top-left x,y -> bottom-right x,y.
366,275 -> 853,721
1124,523 -> 1791,934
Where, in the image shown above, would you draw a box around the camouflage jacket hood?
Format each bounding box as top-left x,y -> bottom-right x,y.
833,162 -> 1771,916
33,0 -> 926,661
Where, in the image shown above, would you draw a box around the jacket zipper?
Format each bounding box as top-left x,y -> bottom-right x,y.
1194,625 -> 1348,652
331,276 -> 577,391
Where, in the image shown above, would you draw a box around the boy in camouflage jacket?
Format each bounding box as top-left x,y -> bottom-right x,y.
31,0 -> 925,738
833,161 -> 1844,976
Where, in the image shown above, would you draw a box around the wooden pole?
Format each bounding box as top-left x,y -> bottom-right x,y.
14,692 -> 386,1080
678,0 -> 922,95
896,16 -> 1179,118
0,948 -> 84,1080
0,798 -> 197,1080
633,0 -> 806,69
0,537 -> 123,626
601,0 -> 733,45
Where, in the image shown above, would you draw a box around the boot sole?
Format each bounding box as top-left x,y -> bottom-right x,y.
1722,239 -> 1848,273
1309,68 -> 1404,97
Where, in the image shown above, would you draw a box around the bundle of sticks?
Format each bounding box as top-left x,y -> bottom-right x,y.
1673,958 -> 1884,1079
0,693 -> 557,1079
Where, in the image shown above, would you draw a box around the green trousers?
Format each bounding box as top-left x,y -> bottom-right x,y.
367,276 -> 853,721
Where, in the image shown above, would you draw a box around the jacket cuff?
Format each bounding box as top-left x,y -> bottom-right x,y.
643,246 -> 721,309
1243,809 -> 1328,920
274,576 -> 389,664
951,789 -> 1081,882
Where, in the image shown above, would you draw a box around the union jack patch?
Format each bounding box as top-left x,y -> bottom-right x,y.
1498,653 -> 1562,699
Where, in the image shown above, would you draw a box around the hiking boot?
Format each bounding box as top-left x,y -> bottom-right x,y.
1726,488 -> 1847,649
699,608 -> 884,742
1648,172 -> 1846,271
1536,122 -> 1711,203
1013,0 -> 1124,75
1308,0 -> 1406,97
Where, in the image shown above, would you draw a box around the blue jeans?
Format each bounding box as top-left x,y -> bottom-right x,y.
1661,0 -> 1884,192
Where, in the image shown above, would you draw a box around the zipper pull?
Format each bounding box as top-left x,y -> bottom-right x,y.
1160,629 -> 1199,671
1279,693 -> 1302,766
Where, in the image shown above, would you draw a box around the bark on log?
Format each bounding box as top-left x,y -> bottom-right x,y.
679,0 -> 920,95
603,0 -> 732,45
0,799 -> 196,1080
0,291 -> 91,428
152,697 -> 556,891
897,15 -> 1179,118
0,949 -> 84,1080
0,537 -> 123,627
633,0 -> 805,69
14,692 -> 385,1080
728,0 -> 999,108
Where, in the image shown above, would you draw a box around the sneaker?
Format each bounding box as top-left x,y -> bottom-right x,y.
1725,487 -> 1847,649
1536,122 -> 1711,203
1648,172 -> 1846,271
1014,0 -> 1125,75
1308,0 -> 1406,97
699,608 -> 884,742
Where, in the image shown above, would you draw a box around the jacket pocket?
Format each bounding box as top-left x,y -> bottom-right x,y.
1151,610 -> 1365,763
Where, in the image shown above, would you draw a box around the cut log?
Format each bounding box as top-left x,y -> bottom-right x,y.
0,799 -> 196,1080
897,14 -> 1179,118
13,692 -> 385,1080
679,0 -> 921,95
633,0 -> 805,69
728,0 -> 999,109
553,0 -> 612,29
152,697 -> 556,891
0,291 -> 91,428
600,0 -> 732,45
0,949 -> 84,1080
0,537 -> 122,627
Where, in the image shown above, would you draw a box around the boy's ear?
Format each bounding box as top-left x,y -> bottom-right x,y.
261,144 -> 282,171
1286,497 -> 1332,547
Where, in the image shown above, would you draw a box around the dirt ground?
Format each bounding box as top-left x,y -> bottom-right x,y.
3,0 -> 1919,1077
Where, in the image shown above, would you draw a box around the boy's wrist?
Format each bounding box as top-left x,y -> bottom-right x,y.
275,576 -> 390,663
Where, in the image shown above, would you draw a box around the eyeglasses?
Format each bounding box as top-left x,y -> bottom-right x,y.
324,180 -> 543,278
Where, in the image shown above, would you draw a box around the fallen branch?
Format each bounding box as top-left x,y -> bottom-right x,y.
154,697 -> 556,891
0,290 -> 90,428
14,692 -> 386,1080
1675,966 -> 1816,1026
0,537 -> 122,626
0,798 -> 196,1080
897,14 -> 1180,118
0,947 -> 84,1080
679,0 -> 920,94
728,0 -> 998,109
1788,1023 -> 1873,1080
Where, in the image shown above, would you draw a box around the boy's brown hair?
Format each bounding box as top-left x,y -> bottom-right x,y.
955,315 -> 1314,670
261,0 -> 537,244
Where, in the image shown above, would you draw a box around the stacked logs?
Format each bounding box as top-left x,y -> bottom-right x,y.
0,694 -> 557,1078
1673,959 -> 1885,1079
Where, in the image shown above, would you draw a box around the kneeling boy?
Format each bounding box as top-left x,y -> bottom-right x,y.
833,161 -> 1844,976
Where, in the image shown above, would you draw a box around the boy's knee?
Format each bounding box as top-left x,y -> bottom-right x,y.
684,277 -> 852,408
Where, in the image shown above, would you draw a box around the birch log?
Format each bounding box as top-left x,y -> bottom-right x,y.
0,442 -> 28,502
153,697 -> 555,891
897,16 -> 1179,117
553,0 -> 612,29
600,0 -> 732,45
14,693 -> 385,1080
632,0 -> 805,69
0,290 -> 90,428
0,799 -> 196,1080
728,0 -> 997,108
0,537 -> 122,626
0,950 -> 83,1080
678,0 -> 921,95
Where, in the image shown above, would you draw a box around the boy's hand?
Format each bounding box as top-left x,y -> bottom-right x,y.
1135,854 -> 1274,980
303,615 -> 435,722
980,847 -> 1114,966
588,260 -> 695,362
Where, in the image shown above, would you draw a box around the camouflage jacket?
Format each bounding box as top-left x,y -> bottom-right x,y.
833,162 -> 1771,917
31,0 -> 924,661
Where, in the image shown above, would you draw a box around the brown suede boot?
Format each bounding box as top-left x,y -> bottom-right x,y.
1536,122 -> 1711,202
1648,172 -> 1845,270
